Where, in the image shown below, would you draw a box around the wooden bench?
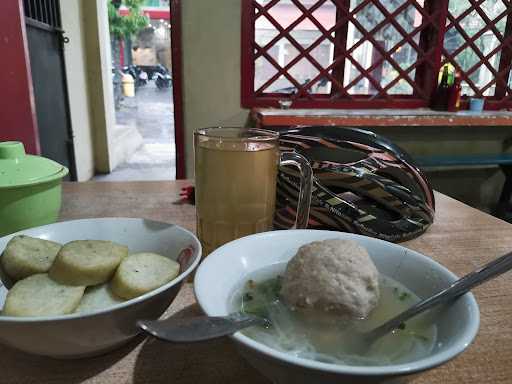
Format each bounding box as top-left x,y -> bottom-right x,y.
414,154 -> 512,217
414,154 -> 512,167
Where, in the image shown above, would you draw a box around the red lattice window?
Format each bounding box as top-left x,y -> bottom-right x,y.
241,0 -> 512,110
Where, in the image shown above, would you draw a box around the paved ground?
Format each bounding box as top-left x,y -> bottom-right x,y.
94,82 -> 175,181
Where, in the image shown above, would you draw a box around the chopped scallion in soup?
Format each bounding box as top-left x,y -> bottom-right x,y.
232,263 -> 437,366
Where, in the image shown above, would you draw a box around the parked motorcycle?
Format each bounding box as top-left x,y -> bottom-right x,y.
123,65 -> 148,88
274,78 -> 311,94
152,64 -> 172,89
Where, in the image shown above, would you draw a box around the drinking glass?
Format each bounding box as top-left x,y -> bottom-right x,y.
194,127 -> 313,256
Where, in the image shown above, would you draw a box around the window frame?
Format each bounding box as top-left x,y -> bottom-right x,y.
241,0 -> 512,110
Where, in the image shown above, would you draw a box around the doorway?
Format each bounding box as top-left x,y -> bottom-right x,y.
23,0 -> 76,180
95,0 -> 176,181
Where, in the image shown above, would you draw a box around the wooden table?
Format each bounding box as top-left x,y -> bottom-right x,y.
2,181 -> 512,384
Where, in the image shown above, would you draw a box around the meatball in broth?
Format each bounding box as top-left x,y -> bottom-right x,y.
280,239 -> 380,318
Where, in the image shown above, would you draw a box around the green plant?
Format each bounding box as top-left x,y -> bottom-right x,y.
108,0 -> 149,40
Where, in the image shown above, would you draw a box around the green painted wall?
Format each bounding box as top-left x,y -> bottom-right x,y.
370,126 -> 510,212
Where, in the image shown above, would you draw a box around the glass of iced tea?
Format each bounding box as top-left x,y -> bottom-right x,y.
194,127 -> 313,256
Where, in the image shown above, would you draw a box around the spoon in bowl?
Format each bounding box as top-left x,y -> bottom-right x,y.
138,311 -> 268,342
138,250 -> 512,343
363,249 -> 512,342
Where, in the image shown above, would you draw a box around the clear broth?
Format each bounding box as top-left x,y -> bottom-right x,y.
231,263 -> 437,366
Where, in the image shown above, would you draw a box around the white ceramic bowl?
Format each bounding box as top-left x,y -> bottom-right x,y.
0,218 -> 201,358
195,230 -> 480,384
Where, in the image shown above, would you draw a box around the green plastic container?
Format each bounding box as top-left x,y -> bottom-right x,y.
0,141 -> 69,237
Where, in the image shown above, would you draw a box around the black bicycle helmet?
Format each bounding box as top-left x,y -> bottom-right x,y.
274,126 -> 435,242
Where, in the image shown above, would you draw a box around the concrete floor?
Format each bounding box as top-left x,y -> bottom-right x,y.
94,82 -> 175,181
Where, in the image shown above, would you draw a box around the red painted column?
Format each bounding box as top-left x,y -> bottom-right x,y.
120,39 -> 125,67
0,0 -> 40,154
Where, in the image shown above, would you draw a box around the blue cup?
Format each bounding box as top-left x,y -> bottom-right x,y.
469,98 -> 485,112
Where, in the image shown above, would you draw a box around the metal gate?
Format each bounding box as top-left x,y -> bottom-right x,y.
23,0 -> 76,180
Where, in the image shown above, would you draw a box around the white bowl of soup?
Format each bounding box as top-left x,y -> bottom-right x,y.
194,230 -> 479,384
0,218 -> 201,358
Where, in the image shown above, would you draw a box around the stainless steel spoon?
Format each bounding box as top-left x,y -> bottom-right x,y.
138,250 -> 512,343
363,249 -> 512,342
138,312 -> 269,342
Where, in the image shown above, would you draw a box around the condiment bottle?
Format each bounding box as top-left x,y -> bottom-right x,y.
431,64 -> 451,111
447,71 -> 462,112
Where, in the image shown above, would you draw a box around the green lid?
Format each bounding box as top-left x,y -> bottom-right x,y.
0,141 -> 69,189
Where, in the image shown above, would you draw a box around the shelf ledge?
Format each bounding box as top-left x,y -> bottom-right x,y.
251,108 -> 512,127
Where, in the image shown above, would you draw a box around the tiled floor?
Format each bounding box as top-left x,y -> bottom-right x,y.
94,82 -> 175,181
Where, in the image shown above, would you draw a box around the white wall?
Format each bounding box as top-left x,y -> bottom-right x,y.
59,0 -> 116,178
181,0 -> 248,177
60,0 -> 94,181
